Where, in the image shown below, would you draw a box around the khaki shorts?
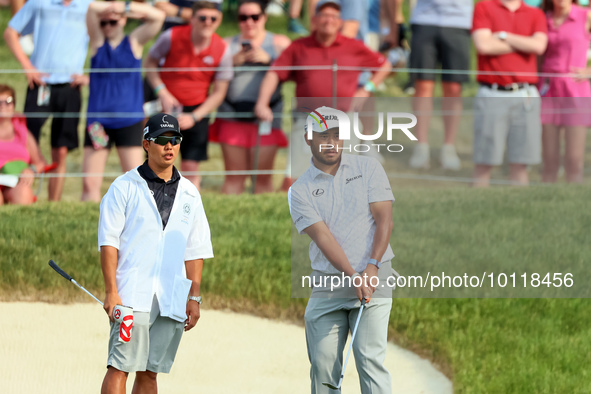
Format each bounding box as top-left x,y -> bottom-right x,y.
473,85 -> 542,166
107,296 -> 184,374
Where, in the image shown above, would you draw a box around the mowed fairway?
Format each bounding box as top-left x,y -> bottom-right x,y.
1,186 -> 590,392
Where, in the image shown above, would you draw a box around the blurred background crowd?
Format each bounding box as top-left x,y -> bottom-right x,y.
0,0 -> 589,205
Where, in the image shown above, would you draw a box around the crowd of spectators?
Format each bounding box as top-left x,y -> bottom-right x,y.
0,0 -> 590,204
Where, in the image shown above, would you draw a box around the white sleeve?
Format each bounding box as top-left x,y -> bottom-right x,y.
147,29 -> 172,61
289,185 -> 322,234
98,180 -> 128,251
214,44 -> 234,81
367,158 -> 394,203
185,194 -> 214,261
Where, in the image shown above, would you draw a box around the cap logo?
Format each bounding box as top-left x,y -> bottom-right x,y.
143,126 -> 149,136
300,107 -> 329,132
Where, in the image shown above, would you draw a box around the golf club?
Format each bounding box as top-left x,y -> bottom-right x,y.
48,260 -> 103,306
322,298 -> 367,390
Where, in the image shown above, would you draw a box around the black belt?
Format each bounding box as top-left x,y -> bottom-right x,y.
480,82 -> 529,91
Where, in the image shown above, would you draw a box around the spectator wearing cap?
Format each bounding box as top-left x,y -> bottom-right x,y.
407,0 -> 473,171
288,105 -> 395,394
82,1 -> 165,202
472,0 -> 547,187
256,0 -> 390,108
538,0 -> 591,183
255,0 -> 391,178
4,0 -> 92,201
308,0 -> 368,39
99,112 -> 213,393
145,0 -> 233,190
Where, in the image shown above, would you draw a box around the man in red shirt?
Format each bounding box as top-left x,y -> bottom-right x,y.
145,0 -> 232,189
471,0 -> 547,187
255,0 -> 391,179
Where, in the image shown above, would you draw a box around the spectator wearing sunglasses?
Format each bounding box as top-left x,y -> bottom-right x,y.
82,1 -> 165,202
145,0 -> 232,190
0,84 -> 46,205
210,0 -> 291,194
99,112 -> 213,393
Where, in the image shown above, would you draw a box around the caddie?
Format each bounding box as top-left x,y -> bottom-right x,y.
98,113 -> 213,393
288,106 -> 396,393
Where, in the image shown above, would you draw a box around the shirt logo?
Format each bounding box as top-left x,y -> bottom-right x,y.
312,189 -> 324,197
346,175 -> 362,184
183,203 -> 191,215
203,56 -> 214,65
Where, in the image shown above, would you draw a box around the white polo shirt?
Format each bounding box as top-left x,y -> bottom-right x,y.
98,169 -> 214,322
289,154 -> 395,274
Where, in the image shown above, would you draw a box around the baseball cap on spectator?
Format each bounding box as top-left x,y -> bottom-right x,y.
143,113 -> 183,139
192,0 -> 223,12
315,0 -> 341,13
305,106 -> 341,133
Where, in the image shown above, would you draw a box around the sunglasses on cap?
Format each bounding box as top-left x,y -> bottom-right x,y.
100,20 -> 119,27
148,136 -> 182,146
238,13 -> 262,22
197,15 -> 218,23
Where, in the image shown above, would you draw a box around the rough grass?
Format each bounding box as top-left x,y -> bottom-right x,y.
1,186 -> 590,392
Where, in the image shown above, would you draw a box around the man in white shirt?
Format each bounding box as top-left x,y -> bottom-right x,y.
98,113 -> 213,393
289,106 -> 395,394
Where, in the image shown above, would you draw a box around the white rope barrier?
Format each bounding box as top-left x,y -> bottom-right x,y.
0,65 -> 587,79
21,169 -> 583,186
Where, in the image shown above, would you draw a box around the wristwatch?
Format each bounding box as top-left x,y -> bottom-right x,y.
363,80 -> 376,93
177,6 -> 184,17
368,259 -> 380,269
498,31 -> 507,41
188,295 -> 202,304
124,1 -> 131,14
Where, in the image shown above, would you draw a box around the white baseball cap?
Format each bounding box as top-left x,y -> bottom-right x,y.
305,106 -> 341,133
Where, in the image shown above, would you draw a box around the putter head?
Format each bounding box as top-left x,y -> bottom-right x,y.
322,382 -> 340,390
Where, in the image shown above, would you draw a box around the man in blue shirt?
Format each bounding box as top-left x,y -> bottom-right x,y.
4,0 -> 92,201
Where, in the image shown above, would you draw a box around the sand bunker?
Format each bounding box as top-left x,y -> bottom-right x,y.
0,303 -> 452,393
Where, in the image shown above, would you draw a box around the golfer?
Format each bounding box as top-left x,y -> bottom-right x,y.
98,113 -> 213,393
288,106 -> 395,393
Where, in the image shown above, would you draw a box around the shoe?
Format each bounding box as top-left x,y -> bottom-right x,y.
440,144 -> 461,170
403,79 -> 415,96
361,147 -> 385,164
409,143 -> 430,169
288,18 -> 308,35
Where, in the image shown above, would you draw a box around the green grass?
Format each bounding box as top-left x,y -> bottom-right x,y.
1,186 -> 591,392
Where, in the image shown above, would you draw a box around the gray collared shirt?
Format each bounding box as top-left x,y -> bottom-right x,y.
289,154 -> 395,274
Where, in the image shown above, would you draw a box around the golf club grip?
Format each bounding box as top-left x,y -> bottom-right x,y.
48,260 -> 73,282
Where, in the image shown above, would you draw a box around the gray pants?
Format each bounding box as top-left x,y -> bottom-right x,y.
473,85 -> 541,165
304,272 -> 393,394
